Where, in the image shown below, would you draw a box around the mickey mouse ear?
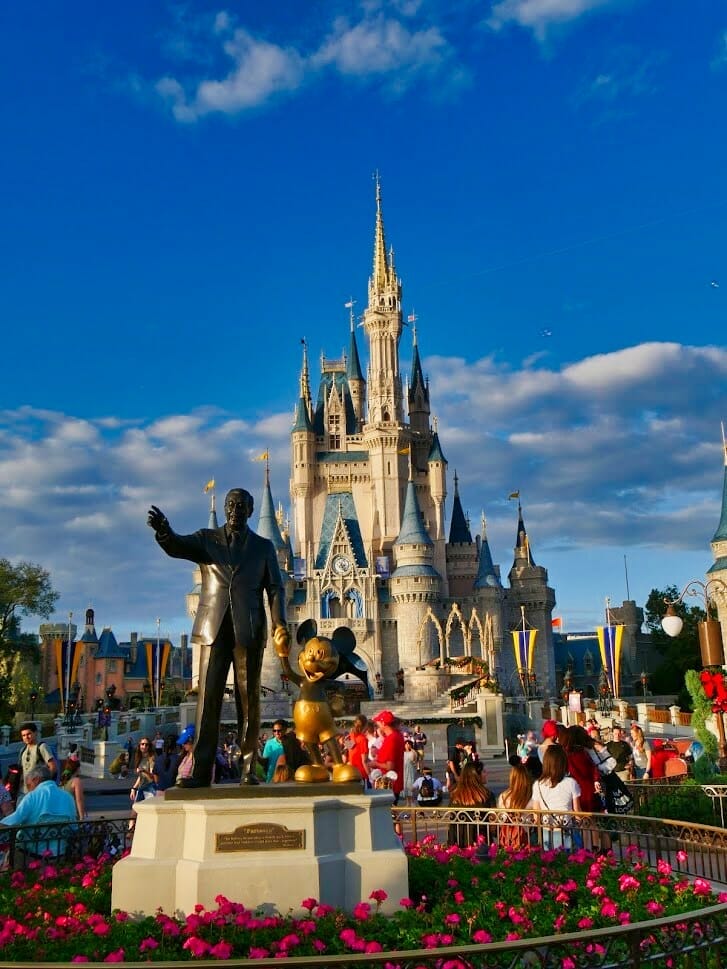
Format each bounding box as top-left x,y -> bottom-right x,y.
331,626 -> 356,656
297,619 -> 318,646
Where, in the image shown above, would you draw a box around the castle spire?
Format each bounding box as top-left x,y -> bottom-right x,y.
293,339 -> 314,432
513,501 -> 535,567
372,171 -> 389,293
257,466 -> 286,553
474,513 -> 501,588
448,471 -> 472,543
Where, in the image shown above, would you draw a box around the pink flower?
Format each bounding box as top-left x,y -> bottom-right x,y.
248,947 -> 270,959
209,940 -> 234,959
422,933 -> 440,949
399,897 -> 414,908
646,901 -> 664,915
183,936 -> 211,957
453,890 -> 465,904
505,932 -> 521,941
657,859 -> 672,876
369,889 -> 388,903
103,951 -> 125,963
618,911 -> 631,924
693,878 -> 713,896
562,959 -> 577,969
445,913 -> 461,925
352,902 -> 371,920
676,850 -> 688,863
473,929 -> 492,943
618,874 -> 640,892
578,916 -> 594,929
301,897 -> 317,911
312,939 -> 327,952
365,941 -> 383,953
92,921 -> 111,936
600,900 -> 618,918
139,938 -> 159,952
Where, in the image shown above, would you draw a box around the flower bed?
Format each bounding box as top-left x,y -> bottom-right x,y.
0,838 -> 725,964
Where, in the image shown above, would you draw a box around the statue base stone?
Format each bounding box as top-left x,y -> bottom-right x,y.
111,785 -> 409,918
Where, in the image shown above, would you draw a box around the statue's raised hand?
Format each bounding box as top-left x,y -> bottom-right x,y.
147,505 -> 170,535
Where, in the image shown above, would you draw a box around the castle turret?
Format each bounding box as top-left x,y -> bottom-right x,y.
408,324 -> 430,437
291,340 -> 316,562
346,306 -> 366,426
506,500 -> 556,694
391,466 -> 441,668
257,466 -> 288,568
446,472 -> 478,599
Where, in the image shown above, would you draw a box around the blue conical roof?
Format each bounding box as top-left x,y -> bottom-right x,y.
428,432 -> 447,463
292,395 -> 313,432
448,473 -> 472,543
347,324 -> 364,382
395,480 -> 433,546
474,519 -> 500,588
96,627 -> 124,658
257,475 -> 286,552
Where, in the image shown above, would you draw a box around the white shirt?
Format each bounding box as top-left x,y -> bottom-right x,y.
532,776 -> 581,815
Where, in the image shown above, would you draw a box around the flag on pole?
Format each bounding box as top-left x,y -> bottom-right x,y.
145,640 -> 172,708
253,451 -> 269,462
407,313 -> 417,323
344,300 -> 354,308
398,446 -> 410,455
203,479 -> 215,493
596,624 -> 623,698
511,628 -> 538,676
551,617 -> 563,630
508,491 -> 520,500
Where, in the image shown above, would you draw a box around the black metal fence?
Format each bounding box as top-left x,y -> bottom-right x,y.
0,816 -> 132,871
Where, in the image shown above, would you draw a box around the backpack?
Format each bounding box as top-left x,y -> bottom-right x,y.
419,776 -> 436,800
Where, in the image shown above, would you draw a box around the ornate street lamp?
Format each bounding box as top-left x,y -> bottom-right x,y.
640,670 -> 648,698
661,578 -> 727,768
29,690 -> 38,720
598,668 -> 611,715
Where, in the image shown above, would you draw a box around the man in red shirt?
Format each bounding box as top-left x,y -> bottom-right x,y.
369,710 -> 405,803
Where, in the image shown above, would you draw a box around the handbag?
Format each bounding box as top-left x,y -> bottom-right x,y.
601,771 -> 634,814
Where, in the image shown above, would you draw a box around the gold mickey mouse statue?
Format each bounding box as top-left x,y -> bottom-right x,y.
274,620 -> 362,783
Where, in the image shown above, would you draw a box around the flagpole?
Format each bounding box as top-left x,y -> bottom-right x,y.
155,617 -> 161,708
66,611 -> 73,716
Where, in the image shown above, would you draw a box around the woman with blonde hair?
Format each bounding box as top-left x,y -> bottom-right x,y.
497,762 -> 533,850
629,724 -> 652,779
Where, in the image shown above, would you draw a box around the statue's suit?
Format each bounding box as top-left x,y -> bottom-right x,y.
156,524 -> 286,784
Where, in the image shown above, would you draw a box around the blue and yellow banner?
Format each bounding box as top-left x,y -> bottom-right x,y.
512,628 -> 538,675
53,637 -> 81,711
597,624 -> 623,698
145,641 -> 171,707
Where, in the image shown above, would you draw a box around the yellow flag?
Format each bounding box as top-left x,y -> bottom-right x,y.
203,479 -> 215,493
253,451 -> 269,462
398,446 -> 410,455
508,491 -> 520,500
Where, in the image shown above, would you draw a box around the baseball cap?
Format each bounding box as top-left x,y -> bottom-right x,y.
372,710 -> 395,725
542,720 -> 559,740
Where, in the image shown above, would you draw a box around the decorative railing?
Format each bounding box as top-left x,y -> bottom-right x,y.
1,817 -> 132,871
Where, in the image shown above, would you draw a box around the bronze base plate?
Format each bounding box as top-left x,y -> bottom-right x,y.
164,780 -> 365,800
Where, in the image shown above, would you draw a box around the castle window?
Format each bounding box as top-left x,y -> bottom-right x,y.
328,412 -> 341,450
583,651 -> 594,675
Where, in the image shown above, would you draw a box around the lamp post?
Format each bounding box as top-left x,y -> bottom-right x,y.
640,670 -> 648,698
65,611 -> 73,715
661,577 -> 727,769
598,669 -> 611,715
29,690 -> 38,720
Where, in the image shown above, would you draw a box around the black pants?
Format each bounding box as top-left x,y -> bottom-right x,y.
192,612 -> 264,784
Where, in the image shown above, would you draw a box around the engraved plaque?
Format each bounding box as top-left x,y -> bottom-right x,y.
216,822 -> 306,853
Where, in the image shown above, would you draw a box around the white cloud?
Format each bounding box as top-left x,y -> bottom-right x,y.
488,0 -> 620,40
153,7 -> 463,122
711,30 -> 727,71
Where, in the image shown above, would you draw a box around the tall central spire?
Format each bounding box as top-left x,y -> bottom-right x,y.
372,172 -> 389,293
363,173 -> 404,426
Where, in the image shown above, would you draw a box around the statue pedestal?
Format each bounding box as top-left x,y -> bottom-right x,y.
111,785 -> 409,917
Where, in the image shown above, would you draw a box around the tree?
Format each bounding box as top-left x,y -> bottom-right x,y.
644,585 -> 704,704
0,559 -> 59,718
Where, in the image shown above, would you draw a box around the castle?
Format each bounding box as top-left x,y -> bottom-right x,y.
253,179 -> 560,701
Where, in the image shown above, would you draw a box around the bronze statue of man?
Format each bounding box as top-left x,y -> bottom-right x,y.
148,488 -> 289,787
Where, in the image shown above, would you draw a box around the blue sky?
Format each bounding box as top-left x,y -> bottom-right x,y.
1,0 -> 726,643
